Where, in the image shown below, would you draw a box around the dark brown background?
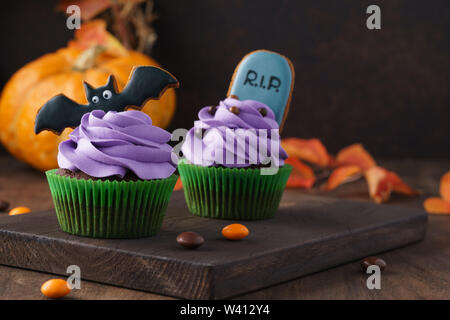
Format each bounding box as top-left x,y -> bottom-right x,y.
0,0 -> 449,158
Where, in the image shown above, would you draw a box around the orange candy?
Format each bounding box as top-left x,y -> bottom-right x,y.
9,206 -> 31,216
41,279 -> 71,299
222,224 -> 249,240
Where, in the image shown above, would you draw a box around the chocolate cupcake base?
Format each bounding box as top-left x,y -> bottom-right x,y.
46,169 -> 178,238
178,160 -> 292,220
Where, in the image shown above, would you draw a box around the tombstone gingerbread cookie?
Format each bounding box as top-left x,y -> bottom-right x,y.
179,50 -> 295,220
228,49 -> 295,130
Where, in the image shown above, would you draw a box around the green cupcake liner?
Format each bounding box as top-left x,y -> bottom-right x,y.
46,169 -> 177,238
178,160 -> 292,220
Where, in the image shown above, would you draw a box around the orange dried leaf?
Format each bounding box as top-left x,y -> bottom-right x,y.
365,166 -> 418,203
58,0 -> 112,21
285,157 -> 316,189
439,171 -> 450,202
336,144 -> 376,171
386,171 -> 419,196
424,197 -> 450,214
68,20 -> 108,49
282,138 -> 332,167
68,20 -> 127,56
58,0 -> 145,20
174,177 -> 183,191
365,167 -> 391,203
423,171 -> 450,214
323,165 -> 362,191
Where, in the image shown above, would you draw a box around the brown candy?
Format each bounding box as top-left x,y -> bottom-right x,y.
0,200 -> 10,212
207,106 -> 217,115
176,231 -> 205,249
229,94 -> 239,100
258,107 -> 267,117
229,106 -> 240,115
360,256 -> 387,272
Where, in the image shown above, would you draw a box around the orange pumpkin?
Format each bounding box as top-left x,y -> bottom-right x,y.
0,47 -> 176,171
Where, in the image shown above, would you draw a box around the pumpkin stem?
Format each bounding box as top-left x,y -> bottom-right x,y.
72,46 -> 105,72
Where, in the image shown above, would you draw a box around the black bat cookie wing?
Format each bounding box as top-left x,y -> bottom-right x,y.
120,66 -> 179,108
35,95 -> 88,135
34,66 -> 179,134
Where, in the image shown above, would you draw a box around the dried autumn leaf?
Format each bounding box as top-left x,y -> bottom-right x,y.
365,167 -> 392,203
174,177 -> 183,191
440,171 -> 450,202
424,197 -> 450,215
58,0 -> 112,21
322,165 -> 362,191
365,166 -> 418,203
68,20 -> 106,48
68,20 -> 128,56
387,171 -> 419,196
336,144 -> 376,171
57,0 -> 145,21
423,171 -> 450,214
281,138 -> 332,167
285,157 -> 316,189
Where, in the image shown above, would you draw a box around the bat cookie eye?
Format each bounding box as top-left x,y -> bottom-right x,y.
102,90 -> 113,100
92,96 -> 99,103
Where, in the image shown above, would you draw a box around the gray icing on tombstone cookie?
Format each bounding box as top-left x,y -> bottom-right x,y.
35,66 -> 179,135
227,50 -> 295,129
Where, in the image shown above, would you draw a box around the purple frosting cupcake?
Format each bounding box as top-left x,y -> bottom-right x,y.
178,97 -> 292,220
58,109 -> 176,180
181,97 -> 287,168
46,110 -> 178,238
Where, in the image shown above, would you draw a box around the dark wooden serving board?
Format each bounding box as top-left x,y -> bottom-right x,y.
0,190 -> 427,299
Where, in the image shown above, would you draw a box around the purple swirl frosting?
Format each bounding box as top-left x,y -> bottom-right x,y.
181,97 -> 287,167
58,110 -> 176,180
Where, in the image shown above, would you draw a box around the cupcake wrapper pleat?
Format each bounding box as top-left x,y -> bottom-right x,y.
178,161 -> 292,220
46,169 -> 177,238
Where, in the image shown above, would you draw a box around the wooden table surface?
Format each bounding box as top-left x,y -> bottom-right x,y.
0,153 -> 449,300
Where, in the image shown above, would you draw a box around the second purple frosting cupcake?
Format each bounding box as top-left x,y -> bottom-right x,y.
178,97 -> 292,220
181,97 -> 288,168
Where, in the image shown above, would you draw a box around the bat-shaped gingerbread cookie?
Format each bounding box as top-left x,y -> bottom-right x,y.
35,66 -> 179,134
